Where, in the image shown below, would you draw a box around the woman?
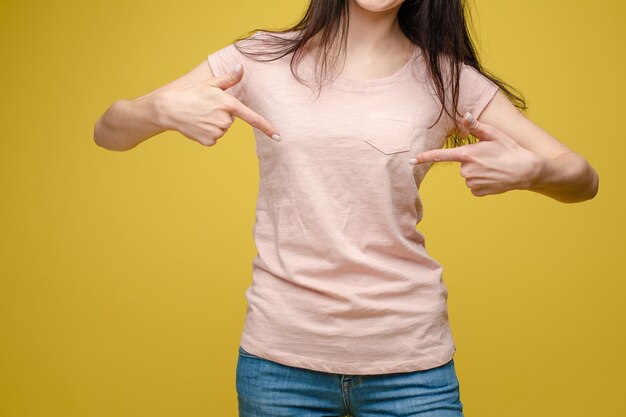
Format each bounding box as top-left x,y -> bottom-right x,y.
94,0 -> 599,416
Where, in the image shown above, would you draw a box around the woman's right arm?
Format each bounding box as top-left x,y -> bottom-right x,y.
93,93 -> 167,151
93,59 -> 280,151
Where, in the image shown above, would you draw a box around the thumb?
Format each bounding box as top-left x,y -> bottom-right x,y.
210,62 -> 244,90
462,112 -> 495,141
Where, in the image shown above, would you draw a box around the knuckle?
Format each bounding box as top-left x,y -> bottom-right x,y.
200,138 -> 216,146
248,115 -> 261,127
214,118 -> 232,130
215,127 -> 227,138
223,97 -> 238,111
472,188 -> 485,197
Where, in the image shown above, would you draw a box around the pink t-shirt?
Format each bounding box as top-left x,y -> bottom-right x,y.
207,31 -> 499,375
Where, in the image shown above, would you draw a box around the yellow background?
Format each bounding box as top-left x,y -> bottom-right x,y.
1,0 -> 623,416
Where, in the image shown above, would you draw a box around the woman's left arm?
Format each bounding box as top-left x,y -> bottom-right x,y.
409,90 -> 600,203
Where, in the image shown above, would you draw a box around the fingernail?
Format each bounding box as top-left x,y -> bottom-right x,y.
232,63 -> 242,73
465,112 -> 474,124
272,133 -> 281,142
408,158 -> 417,165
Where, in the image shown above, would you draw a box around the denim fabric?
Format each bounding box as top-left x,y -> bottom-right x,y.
236,346 -> 464,417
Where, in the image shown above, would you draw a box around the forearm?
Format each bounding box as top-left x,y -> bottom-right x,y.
526,151 -> 599,203
93,94 -> 167,152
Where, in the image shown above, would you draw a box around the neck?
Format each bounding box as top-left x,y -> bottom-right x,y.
343,0 -> 412,56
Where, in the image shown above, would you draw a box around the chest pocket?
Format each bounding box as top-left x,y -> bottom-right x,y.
363,111 -> 414,155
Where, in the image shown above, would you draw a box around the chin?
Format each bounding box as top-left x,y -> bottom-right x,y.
353,0 -> 404,13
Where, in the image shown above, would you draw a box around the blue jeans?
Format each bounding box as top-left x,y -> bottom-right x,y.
236,346 -> 464,417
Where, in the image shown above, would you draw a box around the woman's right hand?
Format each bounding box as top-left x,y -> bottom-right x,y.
156,65 -> 281,146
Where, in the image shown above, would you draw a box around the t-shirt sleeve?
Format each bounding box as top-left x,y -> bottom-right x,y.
206,42 -> 248,103
455,63 -> 499,129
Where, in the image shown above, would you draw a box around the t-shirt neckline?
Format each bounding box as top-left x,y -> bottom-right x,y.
301,43 -> 422,92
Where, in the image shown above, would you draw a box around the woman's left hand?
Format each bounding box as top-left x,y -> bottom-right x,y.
408,112 -> 543,197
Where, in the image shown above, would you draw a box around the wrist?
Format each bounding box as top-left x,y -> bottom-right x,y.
150,91 -> 174,132
523,152 -> 547,191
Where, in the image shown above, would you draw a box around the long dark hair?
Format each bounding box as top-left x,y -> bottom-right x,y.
231,0 -> 526,149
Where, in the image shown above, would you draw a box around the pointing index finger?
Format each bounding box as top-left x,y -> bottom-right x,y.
408,147 -> 467,165
227,99 -> 282,142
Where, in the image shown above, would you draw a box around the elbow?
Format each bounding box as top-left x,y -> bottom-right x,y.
558,155 -> 599,204
92,102 -> 129,152
93,106 -> 114,150
93,121 -> 121,151
93,118 -> 104,148
579,157 -> 599,202
588,167 -> 599,200
571,154 -> 599,203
